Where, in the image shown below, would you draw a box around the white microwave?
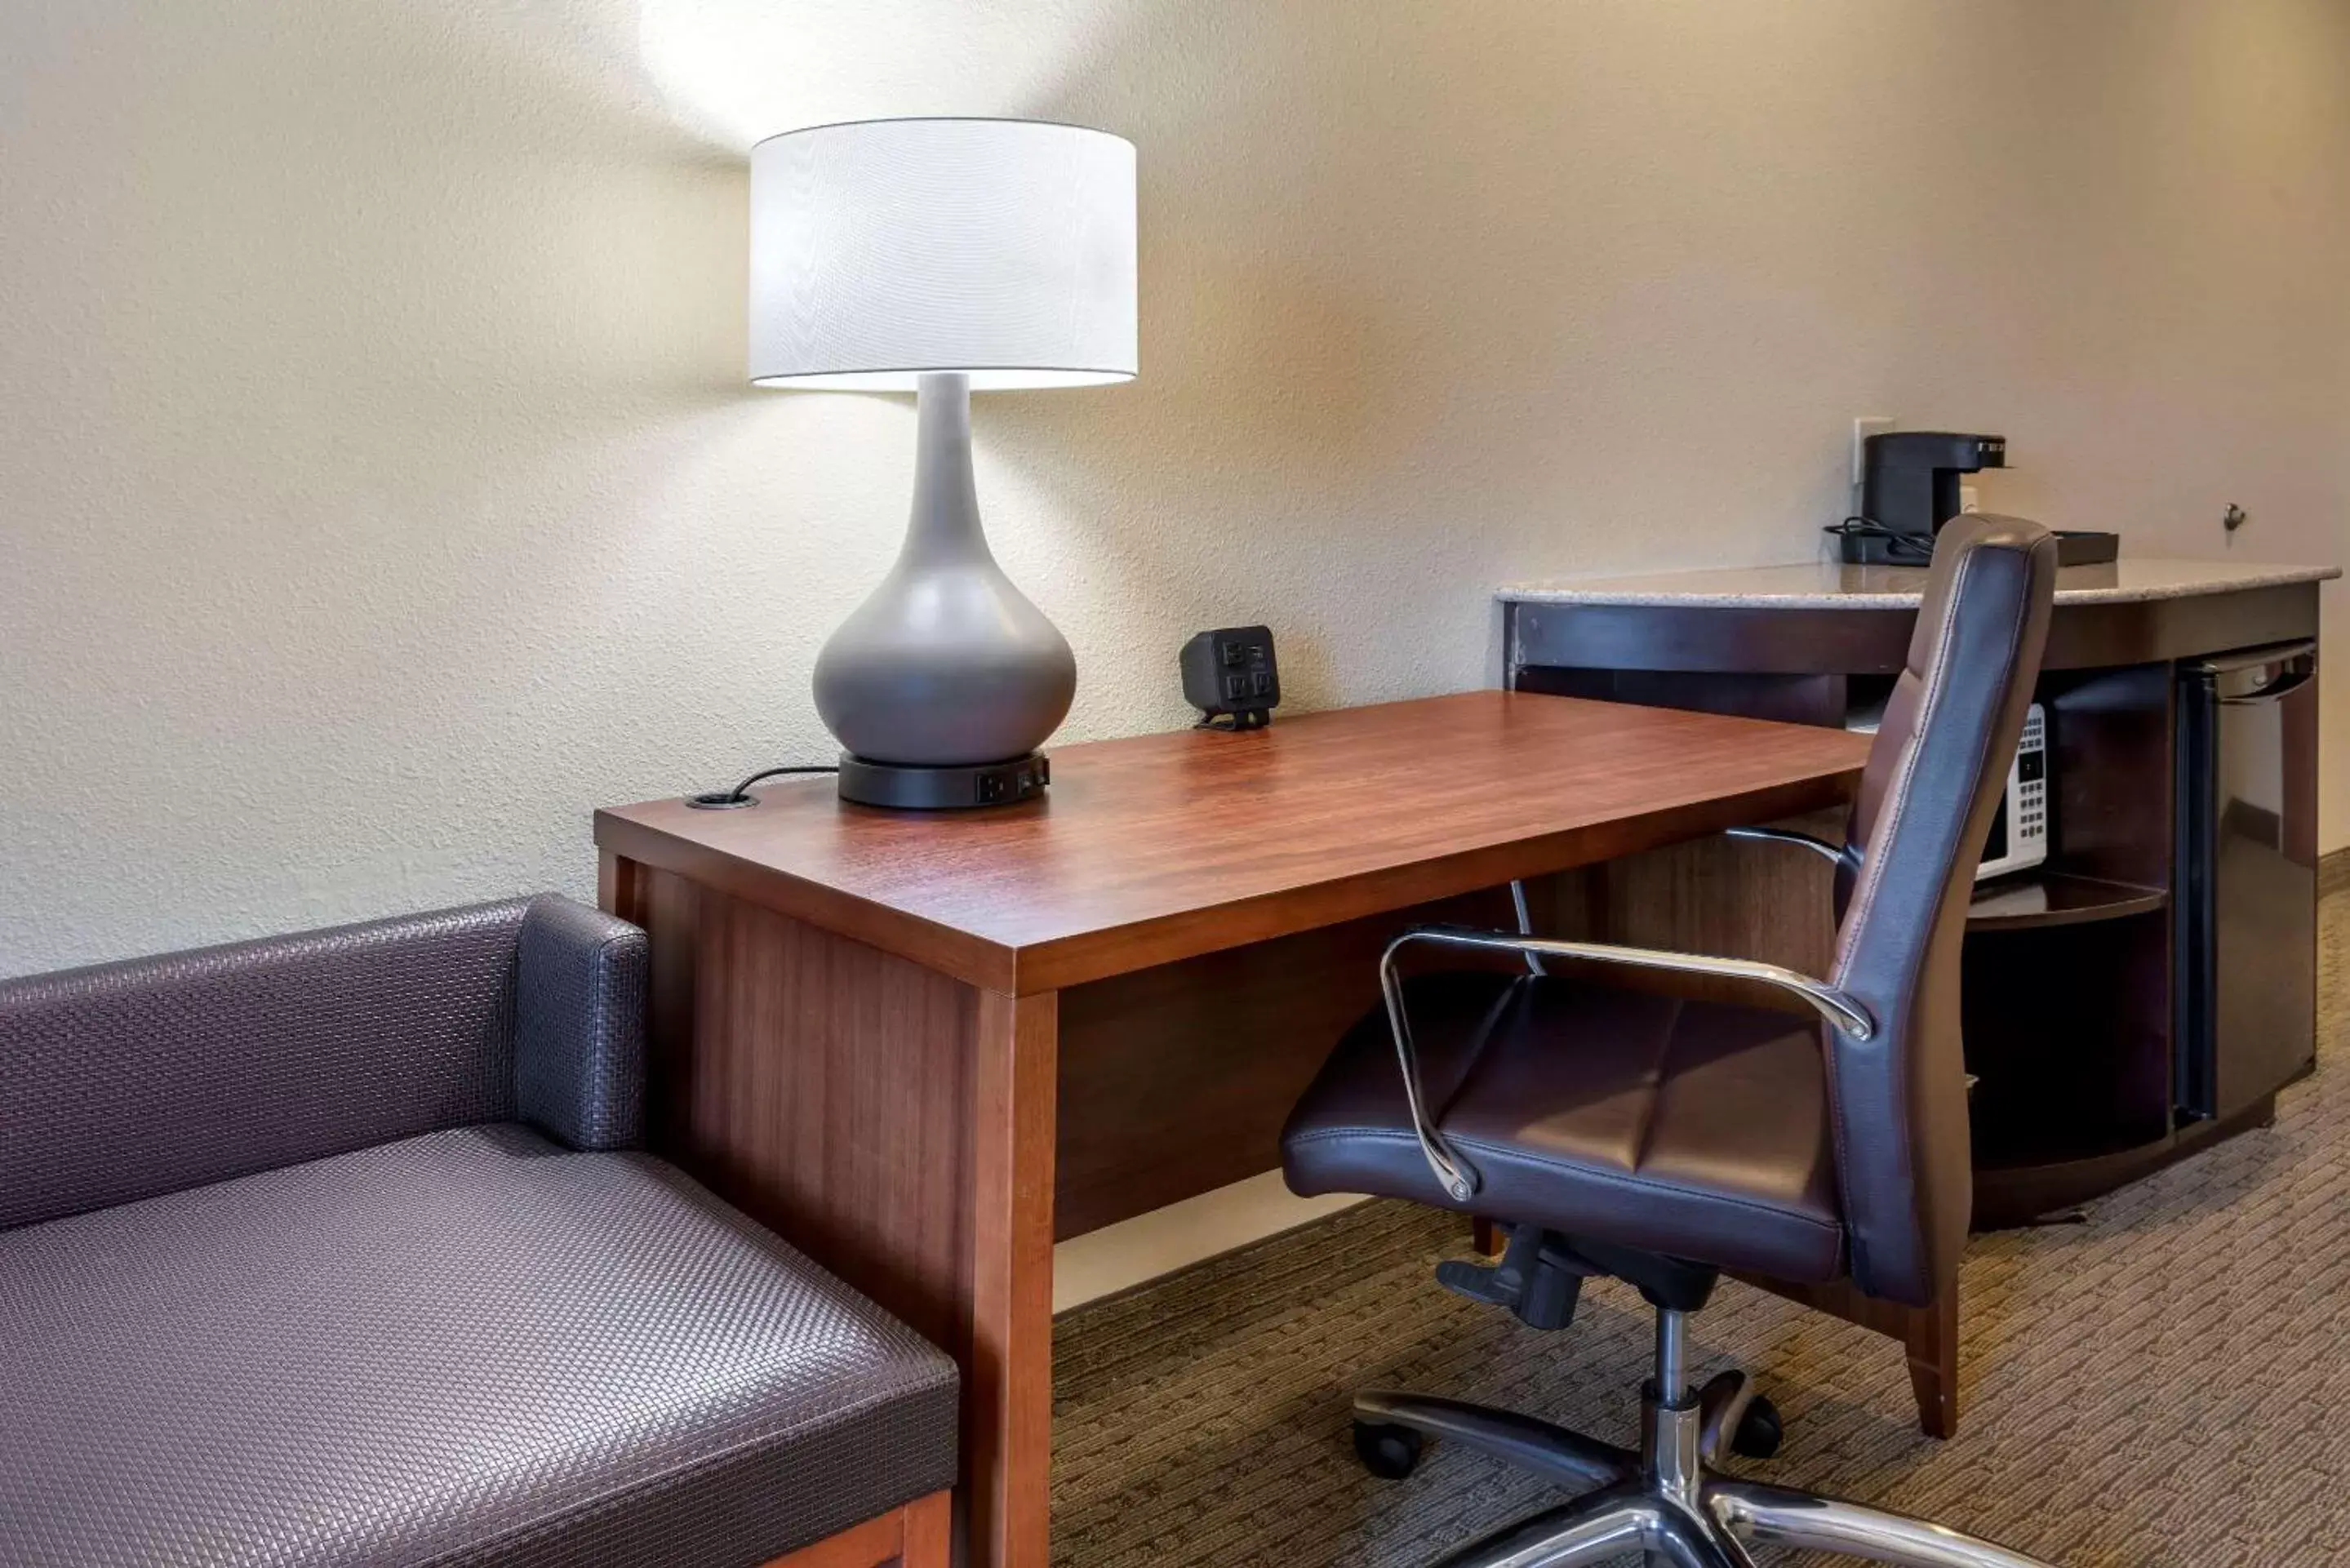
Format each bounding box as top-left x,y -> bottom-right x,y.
1846,701 -> 2048,882
1976,703 -> 2050,881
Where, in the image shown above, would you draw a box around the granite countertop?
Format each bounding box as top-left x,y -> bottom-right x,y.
1498,557 -> 2341,609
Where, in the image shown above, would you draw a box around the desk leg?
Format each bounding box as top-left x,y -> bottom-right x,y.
971,989 -> 1059,1568
601,861 -> 1060,1568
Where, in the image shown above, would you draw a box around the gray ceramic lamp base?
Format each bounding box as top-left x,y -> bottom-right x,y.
811,371 -> 1075,807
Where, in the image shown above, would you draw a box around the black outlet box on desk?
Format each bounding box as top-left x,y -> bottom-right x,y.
1182,626 -> 1280,731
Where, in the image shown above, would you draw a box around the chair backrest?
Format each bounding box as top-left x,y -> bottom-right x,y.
1827,514 -> 2058,1306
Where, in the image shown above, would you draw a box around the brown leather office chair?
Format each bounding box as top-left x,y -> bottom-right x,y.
1283,514 -> 2063,1568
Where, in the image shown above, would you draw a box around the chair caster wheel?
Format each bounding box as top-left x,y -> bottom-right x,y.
1731,1395 -> 1783,1460
1352,1419 -> 1425,1480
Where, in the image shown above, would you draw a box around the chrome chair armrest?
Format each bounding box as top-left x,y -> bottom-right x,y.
1375,924 -> 1876,1204
1723,824 -> 1860,871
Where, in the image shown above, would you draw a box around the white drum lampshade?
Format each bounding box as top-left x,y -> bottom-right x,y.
750,118 -> 1137,389
747,118 -> 1139,808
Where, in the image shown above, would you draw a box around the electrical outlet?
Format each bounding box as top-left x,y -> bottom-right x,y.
1959,485 -> 1980,515
1851,416 -> 1897,490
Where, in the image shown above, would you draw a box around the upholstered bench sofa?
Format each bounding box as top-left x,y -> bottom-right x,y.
0,895 -> 957,1568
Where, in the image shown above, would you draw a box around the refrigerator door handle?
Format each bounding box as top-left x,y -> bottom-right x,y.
2215,666 -> 2313,705
2196,639 -> 2316,704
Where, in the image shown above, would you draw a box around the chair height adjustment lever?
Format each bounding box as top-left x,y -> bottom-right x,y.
1435,1226 -> 1591,1331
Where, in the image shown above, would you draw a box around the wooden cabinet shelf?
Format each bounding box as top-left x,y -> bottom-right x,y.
1966,871 -> 2167,932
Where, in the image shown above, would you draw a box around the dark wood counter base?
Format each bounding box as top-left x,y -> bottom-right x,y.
1972,1086 -> 2288,1229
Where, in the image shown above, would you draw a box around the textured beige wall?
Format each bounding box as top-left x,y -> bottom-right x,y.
3,0 -> 2347,975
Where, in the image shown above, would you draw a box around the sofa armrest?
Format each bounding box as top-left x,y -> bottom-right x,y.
516,896 -> 647,1150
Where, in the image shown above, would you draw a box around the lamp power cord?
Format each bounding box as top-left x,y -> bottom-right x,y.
687,764 -> 839,810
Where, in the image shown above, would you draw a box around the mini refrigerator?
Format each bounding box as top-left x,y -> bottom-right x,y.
2175,640 -> 2320,1122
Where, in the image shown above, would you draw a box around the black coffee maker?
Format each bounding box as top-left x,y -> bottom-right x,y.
1837,430 -> 2118,566
1841,431 -> 2006,565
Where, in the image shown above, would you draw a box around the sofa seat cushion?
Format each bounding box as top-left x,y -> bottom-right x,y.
0,1124 -> 957,1568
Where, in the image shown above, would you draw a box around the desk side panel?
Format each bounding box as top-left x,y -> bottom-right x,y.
606,864 -> 1059,1568
606,864 -> 982,1349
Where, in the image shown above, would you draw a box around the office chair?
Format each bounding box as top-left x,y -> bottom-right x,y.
1283,513 -> 2063,1567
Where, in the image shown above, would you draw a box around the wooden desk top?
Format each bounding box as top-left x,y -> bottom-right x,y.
595,690 -> 1871,995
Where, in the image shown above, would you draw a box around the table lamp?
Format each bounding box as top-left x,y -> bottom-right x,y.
749,117 -> 1138,809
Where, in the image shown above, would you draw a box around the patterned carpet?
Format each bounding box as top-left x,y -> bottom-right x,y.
1051,882 -> 2349,1566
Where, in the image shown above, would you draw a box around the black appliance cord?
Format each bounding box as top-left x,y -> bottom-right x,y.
1822,514 -> 1935,565
687,764 -> 839,809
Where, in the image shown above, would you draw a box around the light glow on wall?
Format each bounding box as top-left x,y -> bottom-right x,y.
635,0 -> 1101,149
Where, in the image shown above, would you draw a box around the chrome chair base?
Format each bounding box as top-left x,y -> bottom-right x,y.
1361,1313 -> 2057,1568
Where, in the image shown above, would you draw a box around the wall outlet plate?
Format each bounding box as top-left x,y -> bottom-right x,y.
1851,415 -> 1897,491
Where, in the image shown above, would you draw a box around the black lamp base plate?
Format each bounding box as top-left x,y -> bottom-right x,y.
837,753 -> 1051,811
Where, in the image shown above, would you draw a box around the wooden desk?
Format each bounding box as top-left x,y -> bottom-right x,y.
594,690 -> 1870,1568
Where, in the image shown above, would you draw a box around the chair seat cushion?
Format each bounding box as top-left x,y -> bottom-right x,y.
0,1124 -> 957,1568
1283,970 -> 1846,1282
